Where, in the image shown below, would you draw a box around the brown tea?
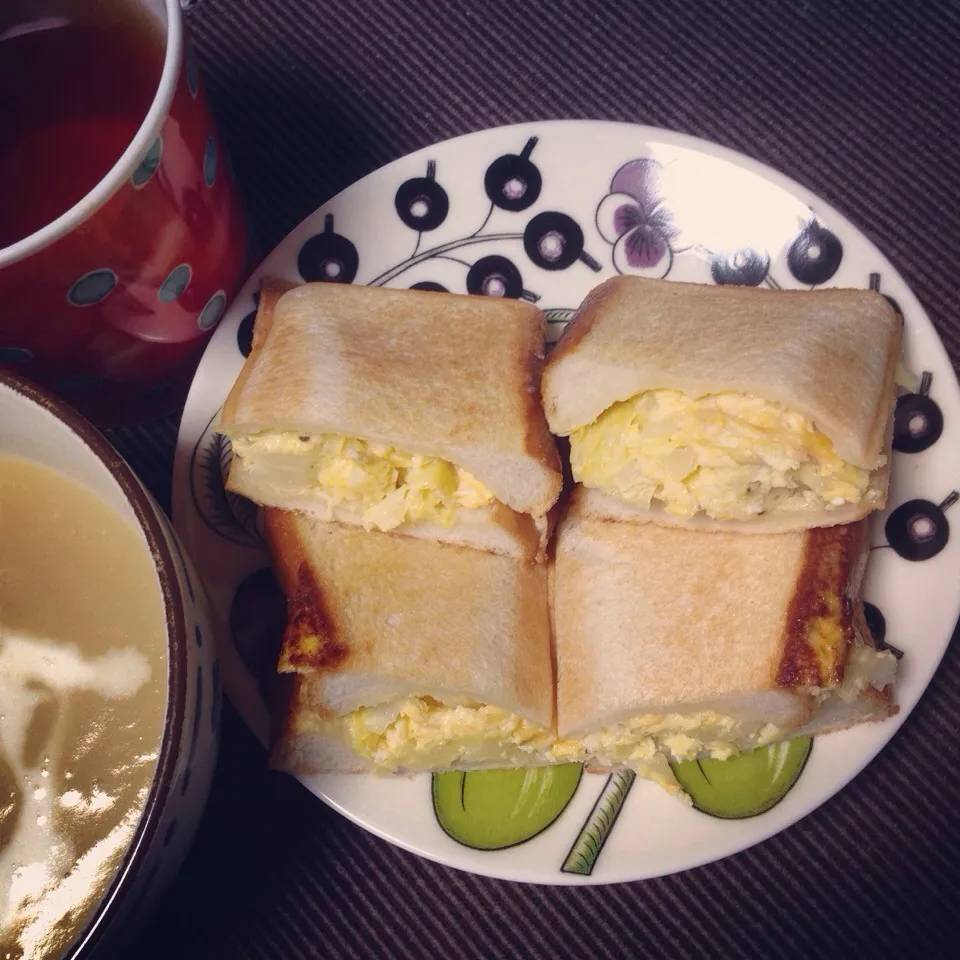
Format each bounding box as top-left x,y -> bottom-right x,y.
0,0 -> 165,249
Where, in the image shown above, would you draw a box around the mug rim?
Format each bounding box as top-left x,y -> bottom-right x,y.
0,0 -> 184,269
0,369 -> 190,959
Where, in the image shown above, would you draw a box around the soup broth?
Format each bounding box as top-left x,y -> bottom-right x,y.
0,456 -> 167,959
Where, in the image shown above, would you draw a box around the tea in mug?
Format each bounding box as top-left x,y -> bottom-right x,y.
0,0 -> 165,249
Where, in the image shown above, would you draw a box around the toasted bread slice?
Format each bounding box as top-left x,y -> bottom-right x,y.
553,502 -> 897,762
543,276 -> 900,466
542,276 -> 900,530
265,509 -> 556,775
218,281 -> 563,559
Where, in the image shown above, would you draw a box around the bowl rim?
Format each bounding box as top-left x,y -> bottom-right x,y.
0,370 -> 189,958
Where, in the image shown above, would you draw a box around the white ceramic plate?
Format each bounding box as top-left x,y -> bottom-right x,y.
172,120 -> 960,885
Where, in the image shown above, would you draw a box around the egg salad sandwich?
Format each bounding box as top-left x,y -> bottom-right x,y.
265,508 -> 565,775
552,494 -> 899,793
218,281 -> 563,561
541,276 -> 901,531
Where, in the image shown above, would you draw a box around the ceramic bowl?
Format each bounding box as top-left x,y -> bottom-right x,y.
0,371 -> 220,958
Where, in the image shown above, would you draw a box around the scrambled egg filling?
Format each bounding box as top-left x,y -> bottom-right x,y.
230,432 -> 495,531
569,390 -> 880,521
824,645 -> 899,701
328,645 -> 895,786
334,698 -> 783,787
805,592 -> 846,681
339,697 -> 561,773
579,712 -> 786,768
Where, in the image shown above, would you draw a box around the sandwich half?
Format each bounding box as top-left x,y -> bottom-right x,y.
265,509 -> 561,775
218,281 -> 563,560
542,276 -> 901,531
552,493 -> 899,793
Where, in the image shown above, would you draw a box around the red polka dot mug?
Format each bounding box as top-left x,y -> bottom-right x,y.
0,0 -> 247,426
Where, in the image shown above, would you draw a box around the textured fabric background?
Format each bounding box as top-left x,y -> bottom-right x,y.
113,0 -> 960,957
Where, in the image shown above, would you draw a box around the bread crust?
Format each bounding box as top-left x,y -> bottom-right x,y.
220,278 -> 298,422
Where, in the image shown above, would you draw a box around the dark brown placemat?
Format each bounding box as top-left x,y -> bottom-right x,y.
115,0 -> 960,957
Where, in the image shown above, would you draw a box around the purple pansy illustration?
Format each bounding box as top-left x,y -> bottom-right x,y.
595,159 -> 678,278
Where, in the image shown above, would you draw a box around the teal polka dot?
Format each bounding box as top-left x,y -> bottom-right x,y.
131,136 -> 163,188
67,269 -> 117,306
197,290 -> 226,331
158,263 -> 192,302
203,137 -> 217,188
0,347 -> 33,363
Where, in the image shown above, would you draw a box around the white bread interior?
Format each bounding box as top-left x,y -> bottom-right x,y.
226,458 -> 551,561
795,685 -> 895,739
272,672 -> 571,775
271,689 -> 374,774
572,482 -> 888,533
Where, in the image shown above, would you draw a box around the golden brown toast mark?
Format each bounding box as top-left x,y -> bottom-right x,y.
277,561 -> 349,673
777,524 -> 865,688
